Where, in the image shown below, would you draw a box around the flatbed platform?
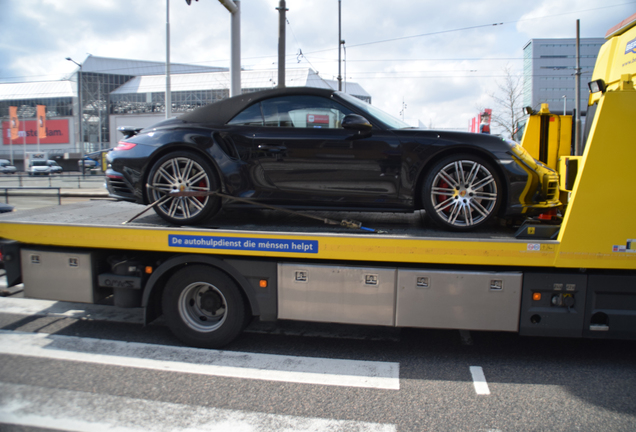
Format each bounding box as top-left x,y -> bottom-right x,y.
0,200 -> 567,268
0,199 -> 521,238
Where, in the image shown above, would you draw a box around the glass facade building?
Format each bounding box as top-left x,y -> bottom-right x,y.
522,38 -> 605,116
2,56 -> 372,160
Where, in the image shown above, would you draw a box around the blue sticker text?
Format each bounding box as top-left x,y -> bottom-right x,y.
169,234 -> 318,253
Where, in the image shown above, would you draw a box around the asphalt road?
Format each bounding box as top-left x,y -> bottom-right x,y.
0,283 -> 635,432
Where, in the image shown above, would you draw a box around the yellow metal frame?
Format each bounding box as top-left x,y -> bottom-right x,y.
589,18 -> 636,105
519,104 -> 572,171
0,221 -> 560,267
555,89 -> 636,269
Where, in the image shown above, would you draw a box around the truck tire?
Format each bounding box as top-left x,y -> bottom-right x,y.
147,151 -> 221,225
162,265 -> 246,348
422,153 -> 501,231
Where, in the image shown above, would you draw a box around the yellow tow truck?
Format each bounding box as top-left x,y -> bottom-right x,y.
0,15 -> 634,347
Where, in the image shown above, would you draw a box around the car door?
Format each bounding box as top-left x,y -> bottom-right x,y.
247,95 -> 402,207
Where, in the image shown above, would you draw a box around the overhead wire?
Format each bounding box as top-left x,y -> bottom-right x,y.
284,16 -> 337,90
300,1 -> 636,55
1,1 -> 631,84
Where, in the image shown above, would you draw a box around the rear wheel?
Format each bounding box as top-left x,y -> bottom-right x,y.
422,154 -> 502,231
147,151 -> 221,225
162,265 -> 247,348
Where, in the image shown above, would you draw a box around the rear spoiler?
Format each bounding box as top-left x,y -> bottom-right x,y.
117,126 -> 143,139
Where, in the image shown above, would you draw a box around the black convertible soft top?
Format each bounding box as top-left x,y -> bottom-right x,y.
178,86 -> 340,125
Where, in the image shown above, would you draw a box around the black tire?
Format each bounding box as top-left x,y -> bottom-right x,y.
146,151 -> 221,225
162,265 -> 247,348
422,154 -> 502,231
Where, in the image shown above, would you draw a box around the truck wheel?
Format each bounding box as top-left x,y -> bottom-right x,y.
147,151 -> 221,225
422,154 -> 501,231
162,265 -> 247,348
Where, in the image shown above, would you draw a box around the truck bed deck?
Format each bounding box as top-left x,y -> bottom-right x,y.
0,200 -> 559,268
0,199 -> 520,238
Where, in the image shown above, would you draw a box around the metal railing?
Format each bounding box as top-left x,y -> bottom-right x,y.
1,187 -> 62,205
0,173 -> 105,189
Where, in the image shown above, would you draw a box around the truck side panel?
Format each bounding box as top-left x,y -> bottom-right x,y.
278,263 -> 396,326
396,269 -> 522,331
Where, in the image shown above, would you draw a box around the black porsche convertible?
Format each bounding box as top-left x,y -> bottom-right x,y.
106,87 -> 560,231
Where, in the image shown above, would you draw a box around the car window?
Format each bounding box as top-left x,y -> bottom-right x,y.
228,95 -> 353,129
227,103 -> 264,126
337,92 -> 410,130
262,96 -> 353,129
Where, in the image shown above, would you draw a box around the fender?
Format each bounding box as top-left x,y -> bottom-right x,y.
142,254 -> 262,325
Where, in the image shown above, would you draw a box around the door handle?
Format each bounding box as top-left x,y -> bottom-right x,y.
257,144 -> 287,152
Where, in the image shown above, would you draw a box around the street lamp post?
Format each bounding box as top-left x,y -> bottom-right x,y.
337,0 -> 342,91
166,0 -> 172,119
277,0 -> 287,88
562,95 -> 567,115
186,0 -> 241,96
66,57 -> 85,176
574,19 -> 582,156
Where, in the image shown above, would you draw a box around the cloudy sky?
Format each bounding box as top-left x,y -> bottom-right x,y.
1,0 -> 633,132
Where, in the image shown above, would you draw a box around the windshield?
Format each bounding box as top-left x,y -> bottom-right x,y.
31,160 -> 47,167
336,92 -> 412,130
513,117 -> 528,142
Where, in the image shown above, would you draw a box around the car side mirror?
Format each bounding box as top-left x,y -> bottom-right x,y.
342,114 -> 372,132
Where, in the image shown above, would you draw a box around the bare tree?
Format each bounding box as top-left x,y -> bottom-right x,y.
489,65 -> 524,139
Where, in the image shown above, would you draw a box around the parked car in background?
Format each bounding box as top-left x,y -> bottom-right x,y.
0,202 -> 14,213
0,160 -> 17,174
47,160 -> 63,174
28,160 -> 52,176
78,157 -> 98,169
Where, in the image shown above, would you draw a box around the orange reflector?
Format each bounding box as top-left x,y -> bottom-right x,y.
538,209 -> 558,220
145,266 -> 153,274
259,279 -> 268,288
532,292 -> 542,301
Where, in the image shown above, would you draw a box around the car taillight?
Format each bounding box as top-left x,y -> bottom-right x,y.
114,141 -> 136,151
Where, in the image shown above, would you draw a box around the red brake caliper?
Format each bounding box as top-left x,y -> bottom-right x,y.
196,179 -> 208,203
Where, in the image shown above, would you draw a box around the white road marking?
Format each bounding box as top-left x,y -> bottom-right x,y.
469,366 -> 490,395
0,297 -> 143,323
0,382 -> 397,432
0,330 -> 400,390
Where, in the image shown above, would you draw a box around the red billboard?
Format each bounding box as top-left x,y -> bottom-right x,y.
2,119 -> 70,145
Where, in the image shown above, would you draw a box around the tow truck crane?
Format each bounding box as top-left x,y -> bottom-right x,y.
1,14 -> 635,347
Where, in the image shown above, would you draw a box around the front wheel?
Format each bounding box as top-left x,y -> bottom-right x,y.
147,151 -> 221,225
422,154 -> 502,231
162,265 -> 247,348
